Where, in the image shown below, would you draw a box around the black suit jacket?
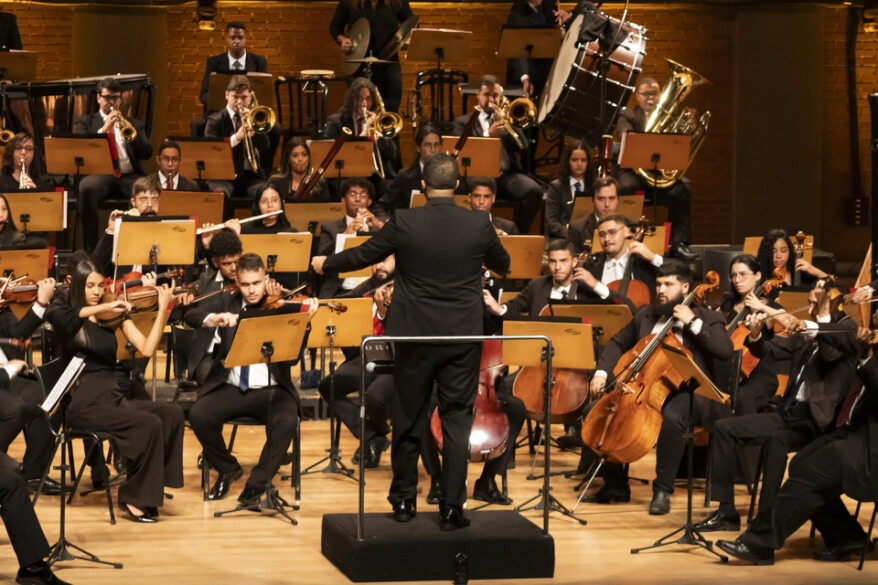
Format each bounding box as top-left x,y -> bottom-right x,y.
199,52 -> 269,109
585,251 -> 657,303
0,306 -> 44,389
317,217 -> 381,298
492,215 -> 519,235
545,178 -> 580,239
204,108 -> 271,178
843,357 -> 878,501
324,197 -> 510,337
503,276 -> 587,318
616,105 -> 647,136
505,1 -> 557,97
382,161 -> 422,211
73,112 -> 153,175
452,112 -> 526,175
150,172 -> 201,192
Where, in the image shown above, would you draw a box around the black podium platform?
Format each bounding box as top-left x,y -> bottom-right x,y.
322,510 -> 555,582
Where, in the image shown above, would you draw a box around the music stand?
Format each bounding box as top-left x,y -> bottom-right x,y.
158,190 -> 224,228
239,233 -> 313,273
207,72 -> 275,112
112,217 -> 196,271
308,139 -> 373,180
303,298 -> 373,480
618,132 -> 690,227
543,301 -> 633,347
502,318 -> 593,525
630,344 -> 729,561
571,194 -> 645,222
405,28 -> 472,70
0,50 -> 37,81
44,136 -> 114,206
776,290 -> 812,315
0,248 -> 50,279
167,138 -> 236,184
5,190 -> 66,233
496,26 -> 561,61
214,304 -> 311,524
337,235 -> 372,279
286,202 -> 346,236
440,136 -> 501,179
493,235 -> 544,280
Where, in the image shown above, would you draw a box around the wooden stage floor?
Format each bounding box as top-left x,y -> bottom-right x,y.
1,408 -> 875,584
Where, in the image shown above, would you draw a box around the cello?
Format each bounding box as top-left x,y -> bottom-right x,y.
606,216 -> 654,308
580,271 -> 721,463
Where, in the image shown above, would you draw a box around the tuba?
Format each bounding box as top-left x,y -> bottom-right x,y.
634,59 -> 711,189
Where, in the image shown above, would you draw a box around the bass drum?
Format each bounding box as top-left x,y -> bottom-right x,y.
538,13 -> 647,144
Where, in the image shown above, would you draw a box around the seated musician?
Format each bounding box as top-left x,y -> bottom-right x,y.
317,178 -> 385,298
581,259 -> 733,512
0,278 -> 62,496
756,228 -> 827,289
615,77 -> 695,260
74,77 -> 153,253
545,140 -> 591,239
269,137 -> 332,202
152,140 -> 201,192
204,75 -> 274,199
695,277 -> 858,533
241,184 -> 296,235
317,255 -> 396,469
381,123 -> 443,213
469,177 -> 519,236
0,194 -> 35,249
0,132 -> 54,192
453,75 -> 542,235
505,0 -> 567,98
185,253 -> 316,503
717,330 -> 878,565
568,177 -> 624,254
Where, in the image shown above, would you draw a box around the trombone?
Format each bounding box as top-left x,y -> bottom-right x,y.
238,92 -> 276,174
492,91 -> 536,150
361,87 -> 403,180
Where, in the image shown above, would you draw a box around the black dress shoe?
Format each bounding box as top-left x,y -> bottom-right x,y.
16,560 -> 72,585
90,465 -> 109,490
440,505 -> 471,531
584,484 -> 631,504
237,483 -> 264,504
648,489 -> 671,515
25,478 -> 68,497
208,467 -> 243,501
392,499 -> 416,522
556,427 -> 583,450
716,538 -> 775,565
670,243 -> 697,261
813,539 -> 874,562
473,477 -> 512,505
694,509 -> 741,532
118,501 -> 158,524
426,476 -> 443,505
363,436 -> 390,469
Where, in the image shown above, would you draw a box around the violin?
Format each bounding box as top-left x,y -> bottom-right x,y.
104,268 -> 184,296
606,216 -> 654,309
96,286 -> 162,328
580,271 -> 721,463
726,268 -> 785,378
0,278 -> 66,306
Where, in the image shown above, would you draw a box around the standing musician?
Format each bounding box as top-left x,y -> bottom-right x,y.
312,153 -> 510,530
755,228 -> 828,288
152,140 -> 201,192
185,253 -> 317,504
269,137 -> 332,202
568,177 -> 622,253
545,141 -> 591,240
74,77 -> 153,253
204,75 -> 275,199
381,123 -> 442,212
469,177 -> 519,236
581,259 -> 733,512
0,132 -> 54,192
329,0 -> 414,113
505,0 -> 569,98
615,77 -> 695,261
453,75 -> 543,235
695,278 -> 858,534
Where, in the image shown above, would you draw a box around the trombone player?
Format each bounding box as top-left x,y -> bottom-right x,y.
205,75 -> 278,200
74,77 -> 152,253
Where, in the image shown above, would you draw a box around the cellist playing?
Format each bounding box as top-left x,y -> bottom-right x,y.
579,259 -> 733,513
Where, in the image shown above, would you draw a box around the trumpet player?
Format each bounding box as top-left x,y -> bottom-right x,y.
0,132 -> 53,192
74,77 -> 152,253
205,75 -> 276,200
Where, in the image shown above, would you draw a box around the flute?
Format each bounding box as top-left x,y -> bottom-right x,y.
195,210 -> 284,235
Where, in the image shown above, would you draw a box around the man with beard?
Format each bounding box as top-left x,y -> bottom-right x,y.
578,259 -> 733,513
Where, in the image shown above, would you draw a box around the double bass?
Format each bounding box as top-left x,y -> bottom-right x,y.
580,271 -> 721,463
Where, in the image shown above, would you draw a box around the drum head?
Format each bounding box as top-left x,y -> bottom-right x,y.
539,14 -> 583,125
344,18 -> 371,76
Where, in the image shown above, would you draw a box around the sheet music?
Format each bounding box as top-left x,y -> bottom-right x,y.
40,356 -> 85,413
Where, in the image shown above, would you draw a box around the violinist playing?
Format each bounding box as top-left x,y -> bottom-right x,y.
580,259 -> 733,513
185,253 -> 318,504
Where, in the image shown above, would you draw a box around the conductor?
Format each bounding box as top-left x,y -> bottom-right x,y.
312,153 -> 510,530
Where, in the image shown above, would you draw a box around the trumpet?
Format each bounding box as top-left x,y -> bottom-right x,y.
238,92 -> 276,174
109,106 -> 137,142
18,155 -> 29,190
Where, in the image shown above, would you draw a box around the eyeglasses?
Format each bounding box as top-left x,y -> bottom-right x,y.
637,91 -> 659,98
13,146 -> 34,152
346,190 -> 370,199
597,228 -> 622,239
99,94 -> 122,102
729,271 -> 754,281
159,156 -> 180,163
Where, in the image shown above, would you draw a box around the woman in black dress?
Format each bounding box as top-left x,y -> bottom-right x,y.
47,260 -> 184,523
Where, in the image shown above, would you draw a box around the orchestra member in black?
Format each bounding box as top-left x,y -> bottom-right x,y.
152,140 -> 201,192
615,77 -> 695,260
545,140 -> 591,240
0,194 -> 28,249
756,228 -> 827,289
312,153 -> 510,529
241,184 -> 296,235
0,132 -> 54,192
329,0 -> 414,113
452,75 -> 543,235
47,260 -> 184,523
381,123 -> 442,212
469,177 -> 519,236
568,177 -> 623,253
185,254 -> 315,503
695,278 -> 858,534
505,0 -> 566,98
74,77 -> 153,253
269,137 -> 331,202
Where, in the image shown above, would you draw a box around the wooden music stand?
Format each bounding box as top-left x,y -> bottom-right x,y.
308,139 -> 373,179
306,298 -> 374,349
158,190 -> 224,227
619,132 -> 690,228
113,217 -> 196,267
405,28 -> 472,68
5,190 -> 66,232
0,50 -> 37,81
743,235 -> 814,264
207,72 -> 275,112
494,235 -> 544,279
776,290 -> 812,314
0,248 -> 50,279
239,233 -> 313,272
286,202 -> 346,236
44,136 -> 115,176
408,192 -> 470,209
168,138 -> 235,182
440,136 -> 501,178
660,344 -> 729,404
339,235 -> 373,279
502,318 -> 594,370
591,224 -> 667,256
571,194 -> 645,222
495,26 -> 561,60
543,302 -> 633,346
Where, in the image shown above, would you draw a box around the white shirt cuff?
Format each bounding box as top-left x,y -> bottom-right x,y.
652,255 -> 664,268
31,304 -> 46,319
3,364 -> 18,380
592,282 -> 610,300
688,318 -> 703,335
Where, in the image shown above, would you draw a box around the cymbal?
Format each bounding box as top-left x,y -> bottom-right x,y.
345,56 -> 393,65
378,15 -> 420,60
343,17 -> 371,76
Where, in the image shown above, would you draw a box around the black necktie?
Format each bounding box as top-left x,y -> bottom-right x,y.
560,290 -> 568,300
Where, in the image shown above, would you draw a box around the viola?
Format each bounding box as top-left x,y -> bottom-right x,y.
104,268 -> 184,296
430,339 -> 510,462
580,271 -> 721,464
606,216 -> 654,309
727,268 -> 785,379
96,286 -> 162,328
